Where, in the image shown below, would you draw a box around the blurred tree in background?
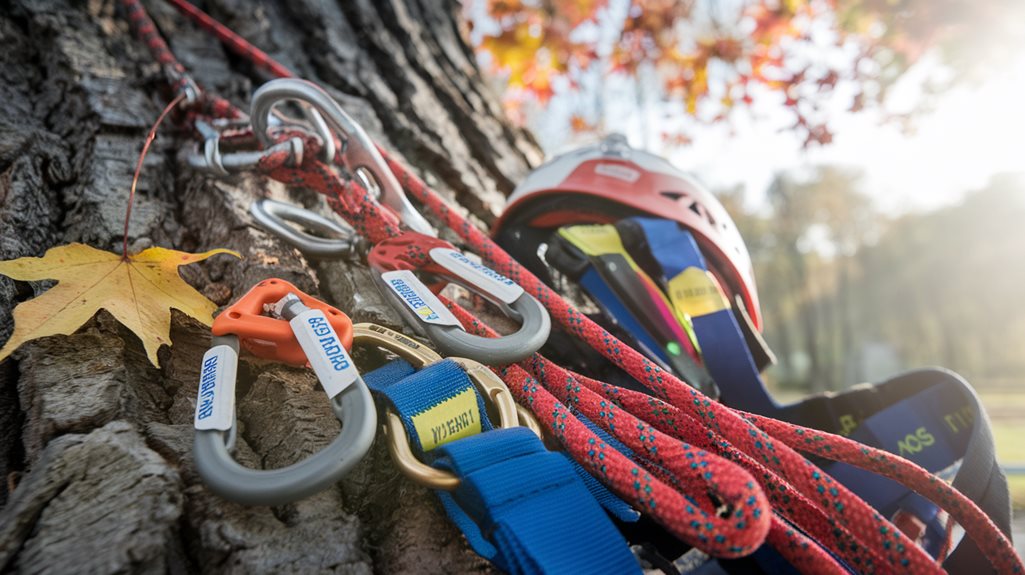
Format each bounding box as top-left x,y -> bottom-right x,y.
469,0 -> 1025,146
467,0 -> 1025,397
731,174 -> 1025,393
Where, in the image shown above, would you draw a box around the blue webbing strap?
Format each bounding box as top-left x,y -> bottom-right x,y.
363,359 -> 641,523
626,217 -> 1011,570
364,359 -> 641,574
579,268 -> 673,366
433,429 -> 641,574
627,217 -> 777,413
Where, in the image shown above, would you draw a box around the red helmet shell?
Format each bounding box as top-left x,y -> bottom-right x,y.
494,137 -> 761,329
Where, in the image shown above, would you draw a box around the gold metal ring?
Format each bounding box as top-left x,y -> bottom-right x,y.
352,323 -> 541,490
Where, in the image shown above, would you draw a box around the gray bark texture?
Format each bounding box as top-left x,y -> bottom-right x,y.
0,0 -> 542,572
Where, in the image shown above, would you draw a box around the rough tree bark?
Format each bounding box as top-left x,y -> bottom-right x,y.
0,0 -> 542,572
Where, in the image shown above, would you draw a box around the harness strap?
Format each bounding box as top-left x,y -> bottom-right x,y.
363,359 -> 642,574
548,226 -> 718,397
615,217 -> 776,372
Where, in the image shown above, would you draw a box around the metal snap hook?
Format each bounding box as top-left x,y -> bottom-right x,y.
367,232 -> 552,366
192,279 -> 377,506
250,199 -> 359,260
249,78 -> 435,236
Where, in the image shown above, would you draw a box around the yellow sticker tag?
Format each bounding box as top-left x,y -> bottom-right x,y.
411,387 -> 482,451
558,225 -> 629,257
666,267 -> 730,318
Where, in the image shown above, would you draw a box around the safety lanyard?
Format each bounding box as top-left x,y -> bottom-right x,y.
123,3 -> 1022,573
362,356 -> 642,574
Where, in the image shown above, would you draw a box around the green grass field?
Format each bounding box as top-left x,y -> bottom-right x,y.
990,418 -> 1025,509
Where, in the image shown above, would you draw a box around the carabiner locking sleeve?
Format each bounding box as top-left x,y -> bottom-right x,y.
368,232 -> 551,365
249,79 -> 435,236
193,279 -> 376,505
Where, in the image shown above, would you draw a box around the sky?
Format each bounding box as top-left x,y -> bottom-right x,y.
680,52 -> 1025,213
490,3 -> 1025,216
528,49 -> 1025,214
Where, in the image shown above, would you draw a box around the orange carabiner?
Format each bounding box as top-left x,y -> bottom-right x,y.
211,278 -> 353,366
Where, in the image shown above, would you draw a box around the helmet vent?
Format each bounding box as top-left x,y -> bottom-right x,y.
659,190 -> 688,201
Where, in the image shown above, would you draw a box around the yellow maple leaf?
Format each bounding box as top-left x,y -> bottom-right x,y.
0,243 -> 240,367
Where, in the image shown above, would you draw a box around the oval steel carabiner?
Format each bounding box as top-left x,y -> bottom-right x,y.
350,323 -> 540,490
193,279 -> 377,506
367,231 -> 551,365
250,199 -> 360,260
249,78 -> 435,236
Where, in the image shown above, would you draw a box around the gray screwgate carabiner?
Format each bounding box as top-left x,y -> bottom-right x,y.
368,233 -> 552,366
193,295 -> 376,506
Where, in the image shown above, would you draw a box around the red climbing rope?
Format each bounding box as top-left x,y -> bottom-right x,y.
119,2 -> 1023,573
164,0 -> 296,79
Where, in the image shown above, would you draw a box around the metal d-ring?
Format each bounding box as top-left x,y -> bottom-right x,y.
249,78 -> 435,236
250,199 -> 357,260
351,323 -> 537,491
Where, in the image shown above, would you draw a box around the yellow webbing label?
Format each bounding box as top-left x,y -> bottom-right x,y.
666,268 -> 730,318
412,387 -> 482,451
562,224 -> 704,352
558,225 -> 628,257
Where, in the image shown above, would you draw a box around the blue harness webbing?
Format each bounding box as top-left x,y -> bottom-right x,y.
363,358 -> 642,574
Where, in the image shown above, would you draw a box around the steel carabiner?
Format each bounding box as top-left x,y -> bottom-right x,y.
249,199 -> 364,260
186,118 -> 307,176
193,279 -> 377,505
249,79 -> 435,236
367,231 -> 551,366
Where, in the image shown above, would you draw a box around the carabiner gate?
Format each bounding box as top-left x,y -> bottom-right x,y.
193,279 -> 377,506
250,79 -> 435,236
368,231 -> 551,365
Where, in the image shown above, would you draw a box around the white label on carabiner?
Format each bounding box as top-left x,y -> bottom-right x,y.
194,345 -> 238,431
429,248 -> 523,305
381,270 -> 461,327
290,309 -> 360,400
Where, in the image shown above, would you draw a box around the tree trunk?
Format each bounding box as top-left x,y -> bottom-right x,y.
0,0 -> 541,572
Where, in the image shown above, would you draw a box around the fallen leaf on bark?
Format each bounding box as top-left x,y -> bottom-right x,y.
0,243 -> 240,367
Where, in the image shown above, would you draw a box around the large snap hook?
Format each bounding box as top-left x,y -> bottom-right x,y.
367,231 -> 551,366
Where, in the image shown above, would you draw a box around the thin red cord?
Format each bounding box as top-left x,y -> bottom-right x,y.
164,0 -> 296,79
123,93 -> 186,258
